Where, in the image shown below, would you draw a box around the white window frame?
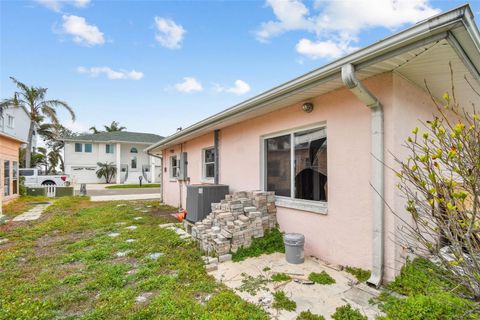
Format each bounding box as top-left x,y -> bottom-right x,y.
84,143 -> 93,153
74,143 -> 83,152
201,147 -> 215,182
169,155 -> 178,181
6,115 -> 14,128
260,122 -> 328,215
105,144 -> 114,154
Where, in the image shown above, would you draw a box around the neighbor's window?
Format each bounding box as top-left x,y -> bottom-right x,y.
75,143 -> 82,152
7,115 -> 14,128
105,144 -> 114,154
130,147 -> 138,153
131,156 -> 137,169
203,147 -> 215,180
12,161 -> 18,195
170,155 -> 178,179
264,126 -> 327,201
4,160 -> 10,196
84,144 -> 92,153
19,169 -> 34,177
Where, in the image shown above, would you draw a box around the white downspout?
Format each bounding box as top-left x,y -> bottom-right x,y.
341,64 -> 384,287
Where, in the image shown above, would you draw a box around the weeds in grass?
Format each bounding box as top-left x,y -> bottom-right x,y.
272,290 -> 296,311
271,273 -> 291,282
308,271 -> 336,285
238,273 -> 271,295
345,266 -> 371,283
232,228 -> 284,262
0,197 -> 267,319
297,310 -> 326,320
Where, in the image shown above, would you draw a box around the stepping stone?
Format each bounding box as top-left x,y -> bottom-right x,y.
116,222 -> 127,226
140,210 -> 149,213
159,223 -> 176,228
108,232 -> 120,237
135,292 -> 153,303
147,252 -> 164,260
133,217 -> 143,220
125,226 -> 137,230
116,204 -> 127,207
0,238 -> 9,245
126,239 -> 136,243
116,250 -> 131,257
146,205 -> 152,208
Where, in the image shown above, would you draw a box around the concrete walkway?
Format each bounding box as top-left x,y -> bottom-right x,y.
209,252 -> 381,319
90,193 -> 160,202
12,203 -> 51,222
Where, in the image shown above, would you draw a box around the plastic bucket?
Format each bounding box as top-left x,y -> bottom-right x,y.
284,233 -> 305,264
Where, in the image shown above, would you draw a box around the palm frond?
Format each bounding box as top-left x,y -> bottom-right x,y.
40,105 -> 59,124
40,99 -> 75,121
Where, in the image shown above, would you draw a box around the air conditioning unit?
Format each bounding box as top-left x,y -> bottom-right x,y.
186,184 -> 229,223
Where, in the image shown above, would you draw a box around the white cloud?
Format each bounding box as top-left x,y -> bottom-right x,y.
154,17 -> 186,49
175,77 -> 203,93
214,80 -> 251,95
62,15 -> 104,46
257,0 -> 441,59
77,66 -> 144,80
36,0 -> 90,12
295,38 -> 359,60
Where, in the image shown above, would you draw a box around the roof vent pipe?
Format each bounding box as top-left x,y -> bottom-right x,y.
341,64 -> 384,288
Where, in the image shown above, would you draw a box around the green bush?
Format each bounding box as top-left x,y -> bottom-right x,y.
271,273 -> 291,282
345,266 -> 371,283
232,228 -> 284,262
272,291 -> 296,311
297,310 -> 325,320
377,292 -> 479,320
19,176 -> 26,196
308,271 -> 335,285
331,304 -> 367,320
386,258 -> 457,296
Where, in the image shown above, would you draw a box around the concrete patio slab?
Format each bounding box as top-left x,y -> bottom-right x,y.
209,252 -> 381,319
12,203 -> 51,222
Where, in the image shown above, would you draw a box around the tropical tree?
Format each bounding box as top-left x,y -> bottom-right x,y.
104,121 -> 126,132
96,162 -> 117,184
38,123 -> 75,172
89,126 -> 100,134
0,77 -> 75,168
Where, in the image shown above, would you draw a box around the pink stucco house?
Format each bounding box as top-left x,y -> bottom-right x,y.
146,5 -> 480,285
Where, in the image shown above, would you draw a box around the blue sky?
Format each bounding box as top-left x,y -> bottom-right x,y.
1,0 -> 479,137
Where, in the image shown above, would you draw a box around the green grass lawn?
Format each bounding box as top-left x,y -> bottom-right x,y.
0,197 -> 268,320
105,184 -> 161,189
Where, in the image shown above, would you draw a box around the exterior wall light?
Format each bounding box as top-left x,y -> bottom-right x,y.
302,102 -> 314,113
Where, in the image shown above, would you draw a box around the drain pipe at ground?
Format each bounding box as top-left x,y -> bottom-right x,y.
341,64 -> 385,288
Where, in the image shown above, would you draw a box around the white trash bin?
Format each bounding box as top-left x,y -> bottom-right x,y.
284,233 -> 305,264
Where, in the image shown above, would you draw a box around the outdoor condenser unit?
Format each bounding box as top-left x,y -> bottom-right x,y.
186,184 -> 229,223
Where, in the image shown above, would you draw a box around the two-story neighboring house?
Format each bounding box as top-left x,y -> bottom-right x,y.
61,131 -> 163,184
0,106 -> 37,152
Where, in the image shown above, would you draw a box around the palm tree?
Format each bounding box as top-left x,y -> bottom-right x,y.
104,121 -> 126,132
89,126 -> 100,134
38,123 -> 75,172
96,162 -> 117,183
0,77 -> 75,167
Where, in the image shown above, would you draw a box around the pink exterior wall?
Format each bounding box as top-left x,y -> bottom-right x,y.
161,72 -> 439,280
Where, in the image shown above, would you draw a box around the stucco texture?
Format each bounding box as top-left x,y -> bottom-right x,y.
161,72 -> 439,279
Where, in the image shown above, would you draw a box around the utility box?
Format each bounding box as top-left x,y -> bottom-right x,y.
186,184 -> 229,223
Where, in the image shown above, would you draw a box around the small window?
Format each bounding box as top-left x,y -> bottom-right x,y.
75,143 -> 82,152
202,147 -> 215,180
170,155 -> 178,179
7,115 -> 14,128
106,144 -> 114,154
4,160 -> 10,196
130,147 -> 138,153
12,161 -> 18,195
131,156 -> 137,169
84,144 -> 92,153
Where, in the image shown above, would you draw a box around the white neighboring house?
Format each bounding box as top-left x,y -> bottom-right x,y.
61,131 -> 163,184
0,106 -> 37,151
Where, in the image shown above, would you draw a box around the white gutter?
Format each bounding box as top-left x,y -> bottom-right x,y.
146,5 -> 475,153
341,64 -> 384,287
